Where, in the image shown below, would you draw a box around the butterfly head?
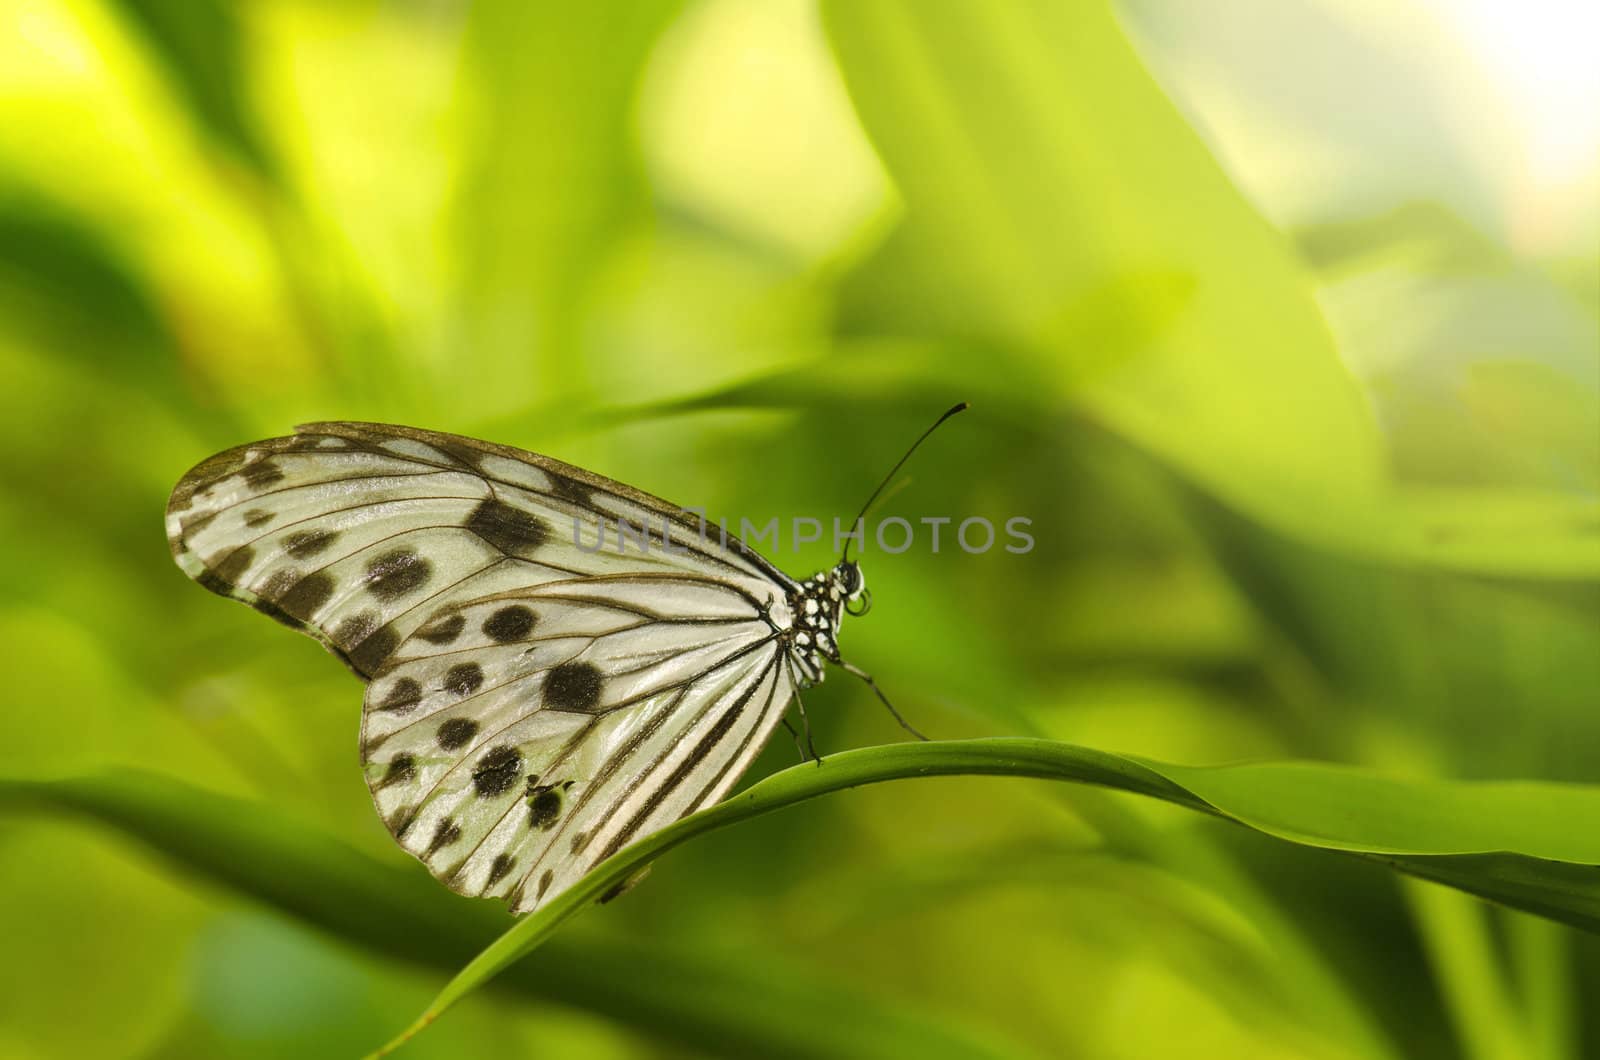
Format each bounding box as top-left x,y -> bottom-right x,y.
790,401 -> 967,687
834,560 -> 870,617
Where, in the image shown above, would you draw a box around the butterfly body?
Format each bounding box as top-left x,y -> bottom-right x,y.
784,563 -> 864,687
166,422 -> 875,913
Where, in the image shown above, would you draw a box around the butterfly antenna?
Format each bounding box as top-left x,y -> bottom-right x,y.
840,402 -> 970,564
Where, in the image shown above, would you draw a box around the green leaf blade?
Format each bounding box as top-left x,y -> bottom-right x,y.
0,770 -> 1032,1060
820,0 -> 1388,551
373,737 -> 1600,1053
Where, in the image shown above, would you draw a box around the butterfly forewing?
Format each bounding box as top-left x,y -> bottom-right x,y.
167,422 -> 800,913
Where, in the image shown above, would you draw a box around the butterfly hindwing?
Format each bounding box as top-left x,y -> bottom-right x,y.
166,422 -> 800,912
364,577 -> 792,910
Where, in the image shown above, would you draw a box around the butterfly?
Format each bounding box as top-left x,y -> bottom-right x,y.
165,406 -> 965,914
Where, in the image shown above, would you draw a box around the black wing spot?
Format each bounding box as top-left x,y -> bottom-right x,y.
347,623 -> 400,677
482,605 -> 536,643
376,677 -> 422,714
366,548 -> 431,600
415,613 -> 465,645
276,571 -> 335,621
487,853 -> 516,886
208,545 -> 256,592
334,610 -> 379,649
240,458 -> 285,490
171,448 -> 248,512
528,786 -> 563,830
547,474 -> 595,508
466,498 -> 550,555
283,528 -> 339,558
569,831 -> 590,855
537,869 -> 554,899
253,570 -> 310,630
180,449 -> 248,495
437,717 -> 479,750
377,754 -> 415,789
472,745 -> 522,798
260,569 -> 301,600
435,440 -> 485,469
444,662 -> 484,697
426,818 -> 462,858
544,661 -> 603,713
389,804 -> 419,839
177,507 -> 220,541
243,509 -> 275,528
334,610 -> 398,677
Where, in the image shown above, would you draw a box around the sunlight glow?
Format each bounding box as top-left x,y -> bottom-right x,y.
1426,0 -> 1600,250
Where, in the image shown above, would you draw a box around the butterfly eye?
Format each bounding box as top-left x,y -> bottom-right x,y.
845,587 -> 872,616
838,561 -> 863,595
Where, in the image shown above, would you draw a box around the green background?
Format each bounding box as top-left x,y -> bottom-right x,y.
1,1 -> 1596,1058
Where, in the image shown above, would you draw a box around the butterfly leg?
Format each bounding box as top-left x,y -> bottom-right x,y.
842,661 -> 930,741
780,717 -> 810,764
794,693 -> 822,766
786,659 -> 823,765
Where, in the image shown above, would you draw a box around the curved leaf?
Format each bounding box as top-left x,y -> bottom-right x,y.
0,771 -> 1029,1060
370,737 -> 1600,1054
818,0 -> 1386,554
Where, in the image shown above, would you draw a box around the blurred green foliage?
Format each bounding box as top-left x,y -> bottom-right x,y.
0,1 -> 1594,1058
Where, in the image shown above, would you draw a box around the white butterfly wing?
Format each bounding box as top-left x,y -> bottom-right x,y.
166,422 -> 799,912
365,576 -> 793,911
